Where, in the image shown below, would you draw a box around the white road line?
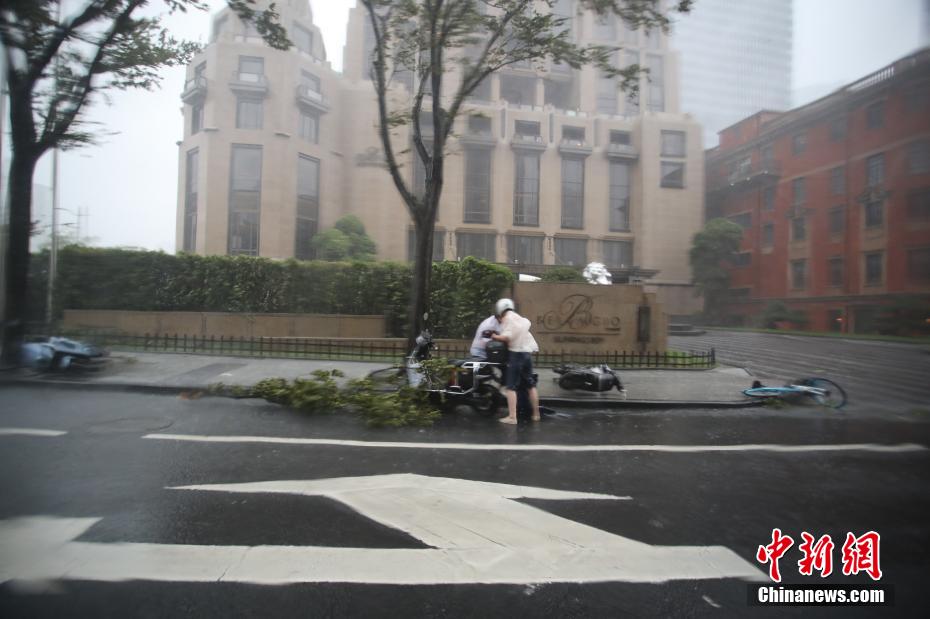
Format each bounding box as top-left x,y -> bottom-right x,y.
143,433 -> 928,454
0,428 -> 67,437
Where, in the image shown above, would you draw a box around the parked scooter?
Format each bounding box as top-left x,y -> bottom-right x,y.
553,363 -> 626,396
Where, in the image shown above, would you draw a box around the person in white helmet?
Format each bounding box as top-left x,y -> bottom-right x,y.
490,298 -> 540,424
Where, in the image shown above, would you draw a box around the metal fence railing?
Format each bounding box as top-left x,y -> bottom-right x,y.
46,332 -> 716,369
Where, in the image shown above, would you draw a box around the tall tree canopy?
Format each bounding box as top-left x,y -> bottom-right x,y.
0,0 -> 287,363
689,218 -> 743,323
360,0 -> 691,344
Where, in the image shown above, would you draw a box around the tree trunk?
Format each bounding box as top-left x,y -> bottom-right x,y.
407,212 -> 435,349
1,150 -> 39,365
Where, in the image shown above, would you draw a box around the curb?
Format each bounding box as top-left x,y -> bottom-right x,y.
1,377 -> 763,409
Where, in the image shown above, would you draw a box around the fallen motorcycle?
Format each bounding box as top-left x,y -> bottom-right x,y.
552,363 -> 626,395
367,330 -> 506,414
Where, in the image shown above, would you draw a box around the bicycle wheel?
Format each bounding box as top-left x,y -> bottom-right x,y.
742,387 -> 788,401
807,378 -> 847,409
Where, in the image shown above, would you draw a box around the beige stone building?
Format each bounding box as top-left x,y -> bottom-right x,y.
176,0 -> 705,315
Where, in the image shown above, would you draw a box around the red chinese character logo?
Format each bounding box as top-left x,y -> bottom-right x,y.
797,532 -> 834,577
841,531 -> 882,580
756,528 -> 795,582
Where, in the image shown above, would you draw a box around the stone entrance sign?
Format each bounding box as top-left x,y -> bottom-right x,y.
512,282 -> 667,353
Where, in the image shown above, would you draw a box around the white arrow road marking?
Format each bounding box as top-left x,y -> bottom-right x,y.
0,428 -> 67,437
0,474 -> 764,585
144,433 -> 929,453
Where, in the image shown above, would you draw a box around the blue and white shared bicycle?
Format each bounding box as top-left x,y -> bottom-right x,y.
743,377 -> 847,409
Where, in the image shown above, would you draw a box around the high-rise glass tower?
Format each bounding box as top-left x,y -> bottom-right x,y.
670,0 -> 793,146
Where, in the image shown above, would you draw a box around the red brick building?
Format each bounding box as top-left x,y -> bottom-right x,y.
705,48 -> 930,333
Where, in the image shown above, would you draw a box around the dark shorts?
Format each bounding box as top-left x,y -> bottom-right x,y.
505,351 -> 537,390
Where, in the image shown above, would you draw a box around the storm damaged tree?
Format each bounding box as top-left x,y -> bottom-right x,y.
0,0 -> 288,364
360,0 -> 691,345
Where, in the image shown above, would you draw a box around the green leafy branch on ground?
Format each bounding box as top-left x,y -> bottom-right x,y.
248,367 -> 441,428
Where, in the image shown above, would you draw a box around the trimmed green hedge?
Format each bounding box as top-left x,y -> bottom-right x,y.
29,246 -> 514,338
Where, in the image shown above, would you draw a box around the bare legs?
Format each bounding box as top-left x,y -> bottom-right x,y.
499,387 -> 540,424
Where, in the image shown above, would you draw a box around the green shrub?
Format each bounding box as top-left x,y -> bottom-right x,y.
250,370 -> 343,414
32,246 -> 515,338
539,266 -> 586,283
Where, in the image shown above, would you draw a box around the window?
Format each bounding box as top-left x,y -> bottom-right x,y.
298,109 -> 318,143
610,130 -> 631,145
792,132 -> 807,155
624,51 -> 640,115
762,185 -> 775,211
300,70 -> 321,94
513,152 -> 540,225
293,23 -> 313,55
236,97 -> 263,129
603,240 -> 633,268
594,13 -> 615,39
646,54 -> 664,112
468,75 -> 492,101
514,120 -> 541,140
907,248 -> 930,282
762,223 -> 774,247
507,235 -> 543,264
864,199 -> 884,228
228,145 -> 262,256
791,216 -> 806,241
468,115 -> 491,135
408,230 -> 446,262
792,177 -> 806,206
829,116 -> 846,141
554,238 -> 587,266
908,189 -> 930,220
562,126 -> 585,144
866,101 -> 884,128
552,0 -> 573,37
456,232 -> 496,261
464,148 -> 491,223
909,141 -> 930,175
828,257 -> 844,287
362,16 -> 376,78
831,166 -> 845,195
191,103 -> 203,135
829,205 -> 846,235
866,153 -> 884,187
183,149 -> 198,252
761,144 -> 774,167
660,161 -> 684,188
561,157 -> 585,228
661,130 -> 686,157
729,212 -> 751,230
906,81 -> 930,112
734,252 -> 751,267
596,75 -> 618,114
609,160 -> 631,231
237,56 -> 264,80
295,155 -> 319,260
791,259 -> 806,289
864,252 -> 883,286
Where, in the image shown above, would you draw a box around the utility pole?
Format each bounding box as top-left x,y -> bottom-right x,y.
45,1 -> 62,329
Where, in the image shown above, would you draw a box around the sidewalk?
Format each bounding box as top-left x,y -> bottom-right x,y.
0,351 -> 761,409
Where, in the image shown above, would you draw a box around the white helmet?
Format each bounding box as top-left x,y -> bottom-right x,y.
495,298 -> 515,318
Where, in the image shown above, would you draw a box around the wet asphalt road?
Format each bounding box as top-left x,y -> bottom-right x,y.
670,330 -> 930,415
1,386 -> 929,618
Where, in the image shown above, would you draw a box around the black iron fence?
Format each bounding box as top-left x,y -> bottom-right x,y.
49,332 -> 716,369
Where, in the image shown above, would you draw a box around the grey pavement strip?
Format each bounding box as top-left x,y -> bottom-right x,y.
143,433 -> 928,453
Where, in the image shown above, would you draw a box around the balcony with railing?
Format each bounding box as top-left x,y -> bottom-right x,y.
558,137 -> 592,157
295,83 -> 329,113
511,132 -> 546,152
181,76 -> 207,103
711,160 -> 781,192
229,71 -> 268,96
605,142 -> 638,160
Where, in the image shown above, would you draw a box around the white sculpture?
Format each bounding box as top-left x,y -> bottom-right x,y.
583,262 -> 613,285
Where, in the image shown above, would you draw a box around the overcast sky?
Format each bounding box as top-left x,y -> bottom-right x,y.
21,0 -> 929,252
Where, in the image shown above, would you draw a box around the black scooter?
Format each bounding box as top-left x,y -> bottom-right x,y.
553,363 -> 626,396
